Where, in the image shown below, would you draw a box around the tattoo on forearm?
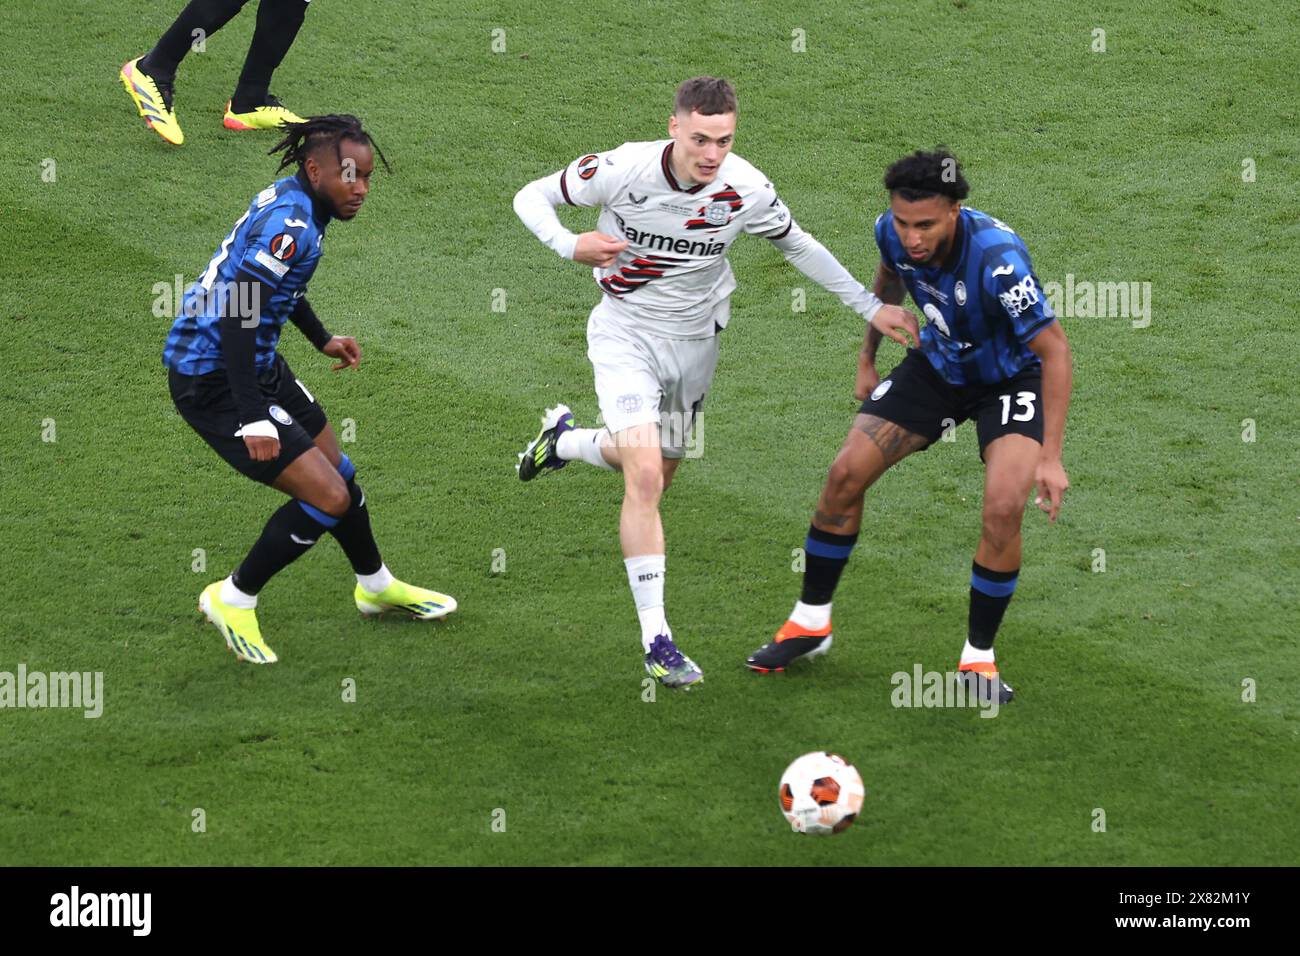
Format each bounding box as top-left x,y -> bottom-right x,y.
853,414 -> 927,465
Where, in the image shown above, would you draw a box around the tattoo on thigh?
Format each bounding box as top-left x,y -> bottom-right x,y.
853,414 -> 927,465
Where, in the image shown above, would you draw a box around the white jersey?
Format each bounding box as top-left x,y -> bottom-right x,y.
514,138 -> 883,340
557,140 -> 794,337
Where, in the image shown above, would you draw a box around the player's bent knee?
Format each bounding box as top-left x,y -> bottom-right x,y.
983,492 -> 1026,523
623,461 -> 664,505
318,474 -> 351,518
980,501 -> 1024,551
825,458 -> 869,505
626,472 -> 663,506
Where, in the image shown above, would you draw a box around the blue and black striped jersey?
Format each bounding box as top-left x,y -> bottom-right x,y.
163,171 -> 328,375
875,206 -> 1055,387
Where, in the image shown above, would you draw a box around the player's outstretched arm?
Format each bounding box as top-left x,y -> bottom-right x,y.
766,222 -> 920,396
288,296 -> 331,350
768,223 -> 883,322
513,171 -> 581,260
1027,321 -> 1072,521
289,298 -> 359,370
512,168 -> 626,266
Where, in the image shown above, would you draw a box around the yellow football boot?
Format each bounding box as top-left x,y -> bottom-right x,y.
199,582 -> 278,664
355,578 -> 458,621
223,95 -> 305,131
119,56 -> 183,145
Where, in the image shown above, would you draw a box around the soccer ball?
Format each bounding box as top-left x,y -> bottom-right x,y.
778,752 -> 865,835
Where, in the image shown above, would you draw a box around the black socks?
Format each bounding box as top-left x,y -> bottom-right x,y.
800,525 -> 859,606
968,562 -> 1019,650
327,455 -> 382,576
232,497 -> 335,595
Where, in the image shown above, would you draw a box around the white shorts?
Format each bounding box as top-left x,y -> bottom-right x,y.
586,296 -> 724,459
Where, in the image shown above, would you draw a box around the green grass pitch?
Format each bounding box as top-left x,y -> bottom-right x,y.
2,0 -> 1297,865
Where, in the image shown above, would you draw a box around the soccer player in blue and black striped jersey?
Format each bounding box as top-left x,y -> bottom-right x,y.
164,115 -> 457,664
748,149 -> 1073,702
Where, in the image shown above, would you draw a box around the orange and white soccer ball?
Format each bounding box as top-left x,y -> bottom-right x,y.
778,752 -> 865,835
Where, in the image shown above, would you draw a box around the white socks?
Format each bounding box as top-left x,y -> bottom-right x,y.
225,566 -> 395,608
960,639 -> 996,667
221,575 -> 257,609
790,600 -> 831,631
625,554 -> 668,652
357,564 -> 395,594
557,427 -> 616,470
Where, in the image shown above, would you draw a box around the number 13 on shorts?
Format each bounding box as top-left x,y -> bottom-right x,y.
999,391 -> 1036,424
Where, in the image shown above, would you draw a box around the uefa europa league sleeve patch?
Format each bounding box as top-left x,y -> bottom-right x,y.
270,233 -> 298,260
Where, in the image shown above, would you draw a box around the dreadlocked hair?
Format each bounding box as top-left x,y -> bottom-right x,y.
268,114 -> 390,174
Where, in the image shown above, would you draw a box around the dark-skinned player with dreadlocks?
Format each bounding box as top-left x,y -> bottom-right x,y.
164,115 -> 457,664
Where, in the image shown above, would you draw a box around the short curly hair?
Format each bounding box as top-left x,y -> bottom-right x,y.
883,148 -> 969,202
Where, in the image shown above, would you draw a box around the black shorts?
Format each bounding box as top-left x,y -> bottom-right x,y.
170,353 -> 328,485
859,349 -> 1043,458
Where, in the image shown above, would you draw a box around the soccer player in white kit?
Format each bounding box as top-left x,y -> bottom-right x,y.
511,77 -> 917,688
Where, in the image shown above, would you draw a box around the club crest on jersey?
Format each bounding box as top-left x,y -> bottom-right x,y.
268,404 -> 293,425
955,281 -> 967,306
577,154 -> 599,180
704,202 -> 730,226
617,393 -> 643,414
685,185 -> 744,231
270,233 -> 297,261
